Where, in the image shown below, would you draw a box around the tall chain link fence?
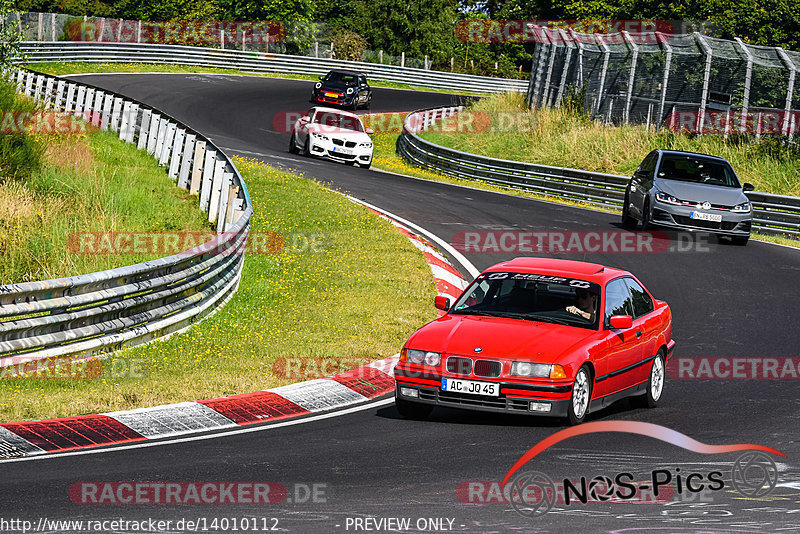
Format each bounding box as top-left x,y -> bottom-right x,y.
526,26 -> 800,137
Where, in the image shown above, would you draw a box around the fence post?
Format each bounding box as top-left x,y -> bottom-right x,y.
146,113 -> 161,154
44,77 -> 54,108
178,133 -> 196,188
734,37 -> 753,134
126,103 -> 139,142
51,12 -> 55,41
158,122 -> 175,165
242,31 -> 246,52
315,42 -> 319,58
97,18 -> 104,42
110,96 -> 123,131
64,83 -> 76,112
542,28 -> 558,107
91,90 -> 103,126
37,12 -> 42,41
528,26 -> 547,108
595,34 -> 611,117
74,85 -> 86,115
622,31 -> 639,125
220,29 -> 224,49
693,32 -> 713,135
401,51 -> 405,68
190,140 -> 206,195
424,55 -> 428,70
200,149 -> 217,211
776,47 -> 796,135
555,29 -> 575,107
656,32 -> 672,128
568,28 -> 584,90
137,20 -> 141,43
168,127 -> 185,177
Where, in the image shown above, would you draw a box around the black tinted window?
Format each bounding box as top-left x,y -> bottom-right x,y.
656,155 -> 740,187
605,279 -> 633,324
624,278 -> 654,318
638,152 -> 657,177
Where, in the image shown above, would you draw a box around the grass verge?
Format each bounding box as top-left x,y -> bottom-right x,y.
1,130 -> 212,284
25,61 -> 483,95
0,157 -> 435,422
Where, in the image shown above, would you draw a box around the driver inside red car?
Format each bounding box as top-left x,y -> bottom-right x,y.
566,288 -> 597,321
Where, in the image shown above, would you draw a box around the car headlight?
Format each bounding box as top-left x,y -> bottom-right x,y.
315,82 -> 322,89
403,349 -> 441,366
311,132 -> 329,141
655,191 -> 684,205
511,362 -> 567,379
346,87 -> 354,95
732,202 -> 751,213
358,142 -> 372,148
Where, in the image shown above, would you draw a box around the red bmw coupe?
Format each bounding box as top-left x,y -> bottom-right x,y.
394,258 -> 675,425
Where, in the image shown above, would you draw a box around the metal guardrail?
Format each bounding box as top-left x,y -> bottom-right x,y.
0,68 -> 253,368
399,107 -> 800,238
18,41 -> 529,95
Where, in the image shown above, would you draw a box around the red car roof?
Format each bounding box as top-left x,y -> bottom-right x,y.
484,257 -> 629,284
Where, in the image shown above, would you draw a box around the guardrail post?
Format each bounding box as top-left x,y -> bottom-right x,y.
694,32 -> 713,134
168,127 -> 185,177
100,93 -> 113,129
118,100 -> 131,140
125,103 -> 139,142
146,113 -> 161,154
83,87 -> 95,119
54,79 -> 66,110
44,77 -> 54,108
109,96 -> 123,131
157,121 -> 174,165
190,140 -> 206,195
15,70 -> 24,93
208,158 -> 227,222
74,85 -> 86,115
216,171 -> 232,232
138,109 -> 151,149
64,83 -> 76,112
177,133 -> 196,188
199,149 -> 217,211
776,47 -> 796,135
621,31 -> 639,125
226,185 -> 241,229
734,37 -> 753,134
33,74 -> 44,102
23,71 -> 34,97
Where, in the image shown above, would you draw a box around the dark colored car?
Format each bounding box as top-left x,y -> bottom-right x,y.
622,150 -> 754,245
311,70 -> 372,111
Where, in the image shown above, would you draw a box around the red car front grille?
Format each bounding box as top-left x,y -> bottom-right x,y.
474,360 -> 502,378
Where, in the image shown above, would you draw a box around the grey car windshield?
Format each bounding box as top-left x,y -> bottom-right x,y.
657,155 -> 740,188
450,272 -> 601,329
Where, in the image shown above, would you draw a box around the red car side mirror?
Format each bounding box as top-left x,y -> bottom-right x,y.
434,296 -> 451,311
609,315 -> 633,329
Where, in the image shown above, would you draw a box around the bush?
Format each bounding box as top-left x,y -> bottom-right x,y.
0,80 -> 44,182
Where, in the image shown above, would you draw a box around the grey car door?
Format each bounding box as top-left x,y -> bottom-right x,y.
631,151 -> 657,218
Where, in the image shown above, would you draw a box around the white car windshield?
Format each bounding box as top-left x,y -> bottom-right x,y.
312,111 -> 364,132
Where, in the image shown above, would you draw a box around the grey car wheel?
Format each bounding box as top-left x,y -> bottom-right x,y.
567,366 -> 592,425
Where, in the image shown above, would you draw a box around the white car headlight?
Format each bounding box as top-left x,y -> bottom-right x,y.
315,82 -> 322,89
732,202 -> 751,213
407,349 -> 441,366
358,142 -> 373,148
511,361 -> 552,377
311,132 -> 329,141
346,87 -> 354,94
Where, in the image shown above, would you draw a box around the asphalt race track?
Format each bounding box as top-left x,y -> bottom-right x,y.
2,73 -> 799,533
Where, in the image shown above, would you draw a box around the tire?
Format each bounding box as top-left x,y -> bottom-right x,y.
635,350 -> 666,408
621,191 -> 637,229
303,137 -> 311,157
352,98 -> 359,111
641,199 -> 652,230
567,366 -> 593,425
289,133 -> 299,154
395,397 -> 433,420
731,235 -> 749,246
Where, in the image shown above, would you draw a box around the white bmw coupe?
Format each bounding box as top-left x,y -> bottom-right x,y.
289,106 -> 374,169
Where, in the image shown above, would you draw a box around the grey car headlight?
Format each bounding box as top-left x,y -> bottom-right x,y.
655,191 -> 684,205
731,202 -> 751,213
511,361 -> 551,377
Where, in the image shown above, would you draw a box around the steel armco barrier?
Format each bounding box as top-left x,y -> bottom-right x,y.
0,68 -> 253,368
18,42 -> 528,95
399,107 -> 800,238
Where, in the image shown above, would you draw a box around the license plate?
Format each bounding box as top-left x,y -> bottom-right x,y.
324,92 -> 339,98
690,211 -> 722,222
441,378 -> 499,397
332,147 -> 353,155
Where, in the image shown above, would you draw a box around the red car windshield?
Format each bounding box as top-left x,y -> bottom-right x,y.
450,272 -> 601,329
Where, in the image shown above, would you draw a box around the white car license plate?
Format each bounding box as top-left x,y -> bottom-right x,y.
333,147 -> 353,155
690,211 -> 722,222
441,378 -> 499,397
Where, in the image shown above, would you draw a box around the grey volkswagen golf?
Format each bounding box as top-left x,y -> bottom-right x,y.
622,150 -> 754,245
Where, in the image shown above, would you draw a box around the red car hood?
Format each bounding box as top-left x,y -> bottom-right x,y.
406,314 -> 596,363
